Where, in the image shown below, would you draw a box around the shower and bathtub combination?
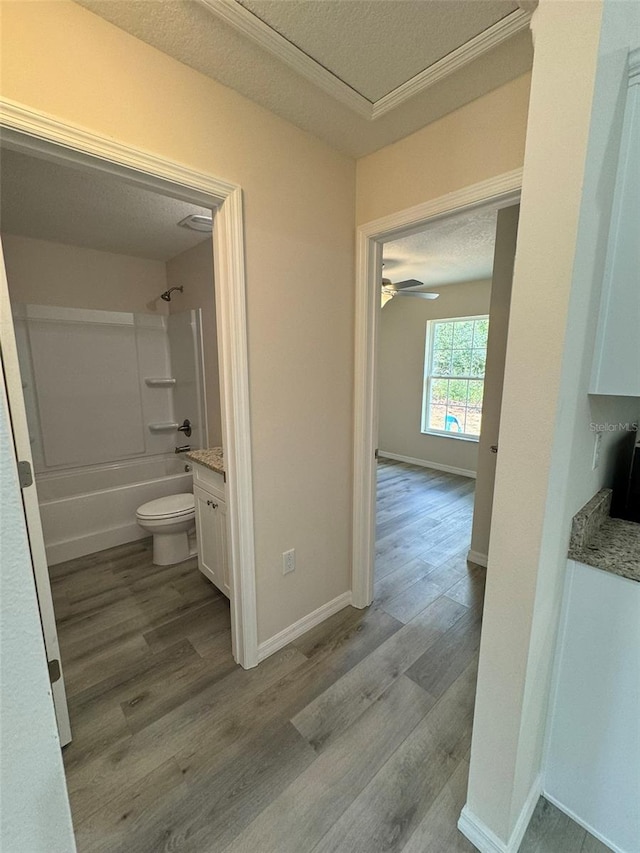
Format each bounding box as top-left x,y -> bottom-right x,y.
13,300 -> 208,565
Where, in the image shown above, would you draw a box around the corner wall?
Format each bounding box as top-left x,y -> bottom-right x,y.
2,234 -> 168,315
166,240 -> 222,447
469,206 -> 519,561
465,1 -> 639,847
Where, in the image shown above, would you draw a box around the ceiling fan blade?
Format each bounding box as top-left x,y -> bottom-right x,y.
396,291 -> 439,300
393,279 -> 425,290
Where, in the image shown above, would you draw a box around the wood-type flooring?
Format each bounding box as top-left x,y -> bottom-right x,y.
50,459 -> 608,852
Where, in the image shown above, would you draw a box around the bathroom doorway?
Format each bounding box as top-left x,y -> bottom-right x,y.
0,120 -> 258,751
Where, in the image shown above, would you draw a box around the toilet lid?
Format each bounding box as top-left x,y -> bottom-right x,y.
137,493 -> 195,520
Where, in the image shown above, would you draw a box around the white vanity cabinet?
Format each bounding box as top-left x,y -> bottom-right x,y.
590,49 -> 640,396
193,463 -> 230,598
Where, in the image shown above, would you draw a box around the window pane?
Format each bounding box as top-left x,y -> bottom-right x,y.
433,349 -> 452,376
467,380 -> 484,407
433,322 -> 453,349
431,378 -> 449,404
452,320 -> 474,349
466,407 -> 482,436
448,379 -> 468,405
470,349 -> 487,377
429,404 -> 447,431
451,348 -> 471,376
472,318 -> 489,348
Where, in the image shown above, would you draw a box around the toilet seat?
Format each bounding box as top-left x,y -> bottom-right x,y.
136,493 -> 195,520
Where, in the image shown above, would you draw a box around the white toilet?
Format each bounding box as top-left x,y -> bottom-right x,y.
136,493 -> 197,566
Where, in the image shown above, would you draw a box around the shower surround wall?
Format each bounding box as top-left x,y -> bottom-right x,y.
2,233 -> 216,565
13,304 -> 206,563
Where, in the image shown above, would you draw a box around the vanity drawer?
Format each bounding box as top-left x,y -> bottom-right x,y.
193,462 -> 225,499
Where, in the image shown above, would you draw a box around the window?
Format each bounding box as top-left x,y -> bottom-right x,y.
422,316 -> 489,440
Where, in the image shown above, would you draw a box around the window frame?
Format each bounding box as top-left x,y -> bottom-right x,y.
421,314 -> 489,442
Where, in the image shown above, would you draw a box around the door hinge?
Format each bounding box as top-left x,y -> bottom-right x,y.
18,460 -> 33,488
48,658 -> 61,684
374,448 -> 379,459
490,445 -> 499,454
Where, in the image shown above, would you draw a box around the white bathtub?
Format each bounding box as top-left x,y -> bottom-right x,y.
37,455 -> 193,565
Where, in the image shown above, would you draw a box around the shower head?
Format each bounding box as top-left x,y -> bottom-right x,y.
160,286 -> 183,302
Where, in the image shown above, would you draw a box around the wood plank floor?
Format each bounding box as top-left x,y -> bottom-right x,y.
50,459 -> 608,852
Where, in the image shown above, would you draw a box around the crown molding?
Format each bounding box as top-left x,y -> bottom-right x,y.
197,0 -> 373,118
372,9 -> 532,119
198,1 -> 531,123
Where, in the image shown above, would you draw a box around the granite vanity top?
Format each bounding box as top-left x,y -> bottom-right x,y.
568,488 -> 640,582
186,447 -> 225,476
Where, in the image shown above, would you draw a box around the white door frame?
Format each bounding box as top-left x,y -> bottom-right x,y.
351,169 -> 523,608
0,98 -> 259,669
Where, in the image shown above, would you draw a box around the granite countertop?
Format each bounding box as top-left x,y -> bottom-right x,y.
186,447 -> 225,476
568,488 -> 640,583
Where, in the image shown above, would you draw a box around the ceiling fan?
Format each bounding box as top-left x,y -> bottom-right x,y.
381,278 -> 439,307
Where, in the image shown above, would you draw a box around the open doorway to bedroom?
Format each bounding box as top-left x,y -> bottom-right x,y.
375,205 -> 502,617
366,198 -> 520,707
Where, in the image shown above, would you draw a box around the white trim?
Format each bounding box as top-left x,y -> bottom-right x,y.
458,774 -> 542,853
372,10 -> 532,119
352,169 -> 522,610
0,98 -> 259,669
541,790 -> 625,853
197,2 -> 530,122
45,525 -> 148,567
378,451 -> 476,480
467,549 -> 488,567
257,591 -> 352,662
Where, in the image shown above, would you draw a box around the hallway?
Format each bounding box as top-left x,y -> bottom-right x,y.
52,460 -> 604,852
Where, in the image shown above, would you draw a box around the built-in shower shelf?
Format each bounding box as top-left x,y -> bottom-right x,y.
148,422 -> 179,433
145,377 -> 176,387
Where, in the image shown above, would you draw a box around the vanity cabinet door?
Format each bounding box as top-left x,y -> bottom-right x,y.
194,484 -> 228,597
216,497 -> 231,598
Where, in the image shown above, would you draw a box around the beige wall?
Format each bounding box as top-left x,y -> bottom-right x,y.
166,240 -> 222,448
0,0 -> 356,644
469,206 -> 519,561
378,279 -> 491,475
2,234 -> 168,315
356,73 -> 531,226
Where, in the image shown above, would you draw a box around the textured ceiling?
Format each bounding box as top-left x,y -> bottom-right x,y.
239,0 -> 518,101
383,207 -> 498,288
0,149 -> 212,261
73,0 -> 533,157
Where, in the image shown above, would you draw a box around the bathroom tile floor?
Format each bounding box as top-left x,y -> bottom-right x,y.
50,459 -> 608,852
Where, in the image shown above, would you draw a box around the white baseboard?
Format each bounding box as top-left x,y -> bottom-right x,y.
458,775 -> 542,853
46,523 -> 148,565
378,451 -> 476,479
542,790 -> 625,853
257,591 -> 352,662
467,549 -> 488,567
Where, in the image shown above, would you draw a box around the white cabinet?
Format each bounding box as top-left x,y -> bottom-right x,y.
590,49 -> 640,396
545,561 -> 640,853
193,464 -> 230,598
